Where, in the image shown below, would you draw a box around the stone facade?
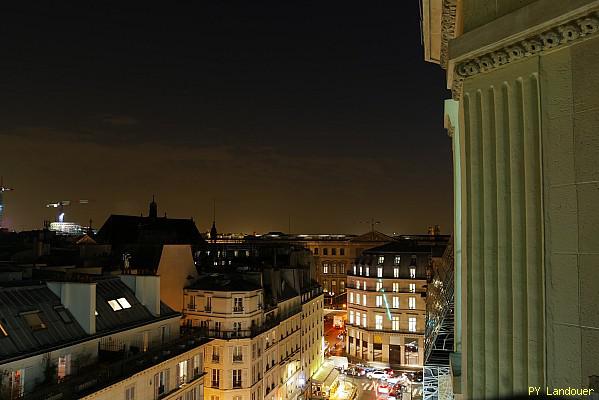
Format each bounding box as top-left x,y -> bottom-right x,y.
422,0 -> 599,397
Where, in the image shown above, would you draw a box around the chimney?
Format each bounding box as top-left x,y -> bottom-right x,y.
434,225 -> 441,236
47,281 -> 96,334
120,275 -> 161,316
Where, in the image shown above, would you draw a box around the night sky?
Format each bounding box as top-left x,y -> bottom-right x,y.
0,2 -> 452,235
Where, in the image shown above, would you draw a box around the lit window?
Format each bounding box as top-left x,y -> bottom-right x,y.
340,281 -> 345,292
376,296 -> 382,307
362,315 -> 367,328
365,267 -> 369,276
378,256 -> 384,265
117,298 -> 132,309
332,264 -> 337,274
376,282 -> 382,291
394,255 -> 401,266
409,297 -> 416,310
323,264 -> 328,274
349,311 -> 354,324
410,267 -> 416,279
392,282 -> 399,292
362,281 -> 367,291
349,292 -> 354,304
353,265 -> 356,275
409,317 -> 417,332
362,294 -> 366,306
356,280 -> 360,289
359,266 -> 363,276
392,296 -> 399,308
377,267 -> 382,278
392,316 -> 400,331
356,294 -> 360,305
0,321 -> 8,337
393,267 -> 399,278
108,300 -> 122,311
356,312 -> 361,326
409,284 -> 416,293
375,315 -> 383,330
21,311 -> 46,331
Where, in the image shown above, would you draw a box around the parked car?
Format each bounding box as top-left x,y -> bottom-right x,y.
384,367 -> 395,377
344,366 -> 366,377
366,370 -> 389,380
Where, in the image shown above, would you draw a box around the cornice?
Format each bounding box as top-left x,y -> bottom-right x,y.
450,9 -> 599,100
440,0 -> 459,68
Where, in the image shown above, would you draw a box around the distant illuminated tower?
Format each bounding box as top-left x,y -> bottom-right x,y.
210,199 -> 217,243
0,177 -> 14,229
149,195 -> 158,218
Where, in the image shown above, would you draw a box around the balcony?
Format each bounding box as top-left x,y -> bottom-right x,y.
233,354 -> 243,362
345,321 -> 424,335
233,380 -> 242,389
211,381 -> 219,388
233,306 -> 244,313
204,306 -> 212,312
212,354 -> 220,363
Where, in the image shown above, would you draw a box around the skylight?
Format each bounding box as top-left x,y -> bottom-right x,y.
54,306 -> 72,323
108,300 -> 122,311
21,311 -> 47,331
117,297 -> 132,309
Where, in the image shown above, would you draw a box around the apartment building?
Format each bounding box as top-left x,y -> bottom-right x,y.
0,274 -> 210,400
346,239 -> 447,367
182,268 -> 324,400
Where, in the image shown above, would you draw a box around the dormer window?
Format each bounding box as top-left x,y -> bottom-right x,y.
378,256 -> 384,265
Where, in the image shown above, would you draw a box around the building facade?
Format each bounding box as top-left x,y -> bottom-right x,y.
346,239 -> 446,368
182,270 -> 324,400
422,0 -> 599,397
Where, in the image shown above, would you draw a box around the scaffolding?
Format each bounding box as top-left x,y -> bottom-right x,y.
424,238 -> 454,400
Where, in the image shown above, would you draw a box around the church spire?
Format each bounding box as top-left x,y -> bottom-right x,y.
149,195 -> 158,218
210,199 -> 217,243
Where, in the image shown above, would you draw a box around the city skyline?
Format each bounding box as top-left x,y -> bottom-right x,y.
0,2 -> 452,234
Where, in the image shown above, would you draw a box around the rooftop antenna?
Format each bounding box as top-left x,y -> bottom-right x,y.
361,218 -> 381,232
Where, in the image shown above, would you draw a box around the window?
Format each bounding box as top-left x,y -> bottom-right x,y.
378,256 -> 384,265
365,267 -> 370,276
331,280 -> 337,293
332,264 -> 337,274
409,297 -> 416,310
188,295 -> 196,310
340,281 -> 345,292
323,280 -> 328,292
376,281 -> 382,291
362,281 -> 367,290
375,315 -> 383,330
392,283 -> 399,292
108,300 -> 122,311
323,248 -> 328,256
349,310 -> 354,324
125,386 -> 135,400
353,265 -> 356,275
117,297 -> 132,309
356,312 -> 361,326
362,315 -> 367,328
154,370 -> 169,396
376,296 -> 382,307
323,264 -> 329,274
57,354 -> 71,380
233,369 -> 242,388
21,311 -> 46,330
314,248 -> 319,255
54,306 -> 72,323
349,292 -> 354,304
362,294 -> 366,306
212,369 -> 220,388
377,267 -> 382,277
233,346 -> 243,362
409,317 -> 417,332
392,296 -> 399,309
410,267 -> 416,279
394,255 -> 401,265
233,322 -> 241,332
409,283 -> 416,293
234,298 -> 243,312
340,248 -> 345,256
359,266 -> 363,276
355,280 -> 360,289
392,316 -> 400,331
206,296 -> 212,311
356,293 -> 360,305
332,248 -> 337,255
178,360 -> 188,385
393,267 -> 399,278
